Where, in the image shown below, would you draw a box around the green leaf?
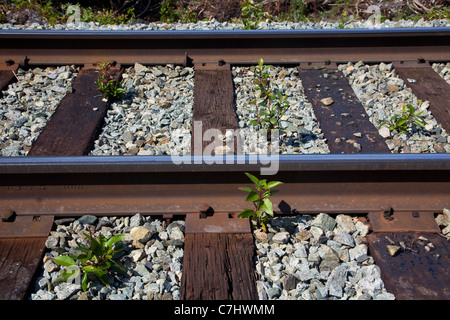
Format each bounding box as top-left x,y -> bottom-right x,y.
267,181 -> 283,189
249,119 -> 259,127
83,232 -> 92,240
110,259 -> 127,274
260,221 -> 267,232
396,118 -> 407,127
261,198 -> 273,216
106,234 -> 125,248
82,265 -> 96,272
245,191 -> 260,202
414,119 -> 425,127
239,187 -> 253,192
74,245 -> 90,253
263,189 -> 279,197
98,261 -> 111,270
56,267 -> 78,282
53,255 -> 76,267
81,272 -> 88,291
93,267 -> 109,285
275,90 -> 282,99
110,242 -> 124,254
238,209 -> 255,218
69,253 -> 88,262
90,237 -> 103,257
245,172 -> 260,185
99,234 -> 108,250
259,179 -> 268,189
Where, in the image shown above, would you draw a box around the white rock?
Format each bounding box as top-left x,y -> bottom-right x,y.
130,226 -> 153,243
272,232 -> 290,244
379,126 -> 390,138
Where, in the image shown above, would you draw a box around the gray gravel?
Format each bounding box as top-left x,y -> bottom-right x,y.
30,209 -> 450,300
1,17 -> 449,31
233,66 -> 330,154
90,63 -> 194,156
0,66 -> 79,156
432,62 -> 450,85
1,20 -> 449,157
254,213 -> 395,300
31,214 -> 184,300
341,61 -> 450,153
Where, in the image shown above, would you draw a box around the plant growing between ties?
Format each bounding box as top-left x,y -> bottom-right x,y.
248,58 -> 290,133
95,61 -> 124,101
380,101 -> 426,134
238,172 -> 283,232
53,231 -> 126,291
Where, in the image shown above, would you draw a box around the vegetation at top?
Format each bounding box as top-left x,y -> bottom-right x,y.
0,1 -> 449,26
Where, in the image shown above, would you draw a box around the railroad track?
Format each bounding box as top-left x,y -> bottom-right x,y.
0,28 -> 449,302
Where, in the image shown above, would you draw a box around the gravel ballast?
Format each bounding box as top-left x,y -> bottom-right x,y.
1,18 -> 448,301
233,66 -> 330,155
31,210 -> 450,300
0,65 -> 79,156
341,61 -> 450,153
1,17 -> 449,31
1,20 -> 449,157
90,63 -> 194,156
31,214 -> 184,300
253,214 -> 395,300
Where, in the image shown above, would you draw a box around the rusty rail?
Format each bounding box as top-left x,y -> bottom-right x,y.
0,28 -> 449,66
0,154 -> 448,217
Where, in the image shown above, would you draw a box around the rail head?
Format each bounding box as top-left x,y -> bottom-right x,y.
1,154 -> 449,216
1,27 -> 449,66
0,154 -> 449,174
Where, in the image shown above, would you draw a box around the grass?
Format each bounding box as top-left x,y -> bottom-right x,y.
0,0 -> 449,25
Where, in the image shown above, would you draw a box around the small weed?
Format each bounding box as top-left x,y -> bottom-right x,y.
53,231 -> 126,291
248,58 -> 290,132
95,61 -> 124,101
380,102 -> 426,134
238,172 -> 283,232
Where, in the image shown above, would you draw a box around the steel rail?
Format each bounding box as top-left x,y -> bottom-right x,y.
0,154 -> 449,216
0,28 -> 449,66
0,154 -> 449,173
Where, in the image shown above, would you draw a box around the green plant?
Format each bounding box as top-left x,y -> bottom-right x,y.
425,6 -> 450,20
53,232 -> 126,291
63,3 -> 135,25
240,0 -> 271,30
380,102 -> 426,134
160,0 -> 196,23
11,0 -> 63,25
160,0 -> 177,22
95,61 -> 124,101
248,58 -> 290,132
238,172 -> 283,232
